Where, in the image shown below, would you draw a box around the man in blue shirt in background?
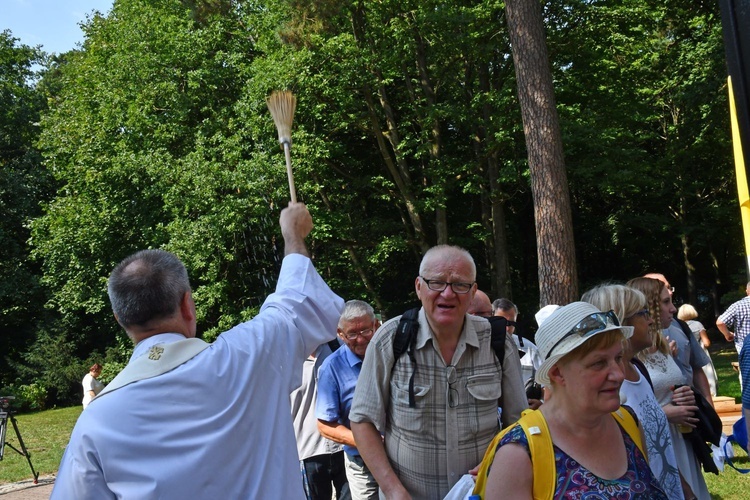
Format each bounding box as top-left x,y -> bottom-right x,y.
316,300 -> 379,500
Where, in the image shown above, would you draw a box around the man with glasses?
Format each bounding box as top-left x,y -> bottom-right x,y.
349,245 -> 527,499
316,300 -> 380,500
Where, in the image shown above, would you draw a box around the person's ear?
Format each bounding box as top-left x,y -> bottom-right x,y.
548,364 -> 565,385
180,291 -> 195,322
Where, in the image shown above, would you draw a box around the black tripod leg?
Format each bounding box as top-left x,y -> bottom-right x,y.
0,416 -> 7,460
10,416 -> 39,484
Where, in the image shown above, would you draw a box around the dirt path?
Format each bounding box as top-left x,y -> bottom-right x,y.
0,475 -> 55,498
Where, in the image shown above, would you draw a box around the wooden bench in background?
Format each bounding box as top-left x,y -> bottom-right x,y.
714,395 -> 743,435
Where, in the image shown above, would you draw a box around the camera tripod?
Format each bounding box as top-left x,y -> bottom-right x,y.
0,408 -> 39,484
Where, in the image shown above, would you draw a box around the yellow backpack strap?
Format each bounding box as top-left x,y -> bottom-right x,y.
612,405 -> 645,457
520,409 -> 555,500
472,409 -> 556,500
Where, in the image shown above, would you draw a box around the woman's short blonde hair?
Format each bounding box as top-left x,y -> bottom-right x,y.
677,304 -> 699,322
581,283 -> 646,325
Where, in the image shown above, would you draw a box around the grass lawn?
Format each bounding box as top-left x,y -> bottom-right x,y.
711,345 -> 742,404
1,406 -> 80,484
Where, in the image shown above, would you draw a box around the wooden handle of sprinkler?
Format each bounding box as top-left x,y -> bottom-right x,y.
283,141 -> 297,203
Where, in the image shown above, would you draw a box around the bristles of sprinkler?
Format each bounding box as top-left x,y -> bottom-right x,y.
267,91 -> 297,144
266,90 -> 298,202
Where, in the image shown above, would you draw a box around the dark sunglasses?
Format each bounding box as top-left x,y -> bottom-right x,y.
546,310 -> 620,359
629,309 -> 650,319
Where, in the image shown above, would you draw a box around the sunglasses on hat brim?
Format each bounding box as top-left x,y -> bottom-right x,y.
545,310 -> 620,360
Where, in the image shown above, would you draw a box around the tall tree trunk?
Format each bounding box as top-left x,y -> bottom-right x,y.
677,192 -> 698,305
477,65 -> 512,299
361,84 -> 430,254
681,232 -> 698,306
488,158 -> 512,298
505,0 -> 578,305
709,246 -> 724,318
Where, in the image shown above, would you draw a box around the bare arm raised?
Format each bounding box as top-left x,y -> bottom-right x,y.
280,202 -> 312,257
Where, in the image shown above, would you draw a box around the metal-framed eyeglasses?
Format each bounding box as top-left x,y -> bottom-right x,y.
341,327 -> 375,341
546,310 -> 620,359
420,277 -> 475,294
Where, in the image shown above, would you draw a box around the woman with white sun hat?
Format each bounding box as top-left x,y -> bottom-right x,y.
474,301 -> 668,499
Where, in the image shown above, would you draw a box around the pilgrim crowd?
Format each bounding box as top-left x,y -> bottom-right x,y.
50,203 -> 747,499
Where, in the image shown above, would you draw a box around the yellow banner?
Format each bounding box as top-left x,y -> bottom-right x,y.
728,76 -> 750,269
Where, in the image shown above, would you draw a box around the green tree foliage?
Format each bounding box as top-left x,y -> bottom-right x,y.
29,0 -> 294,402
14,0 -> 741,403
0,31 -> 50,388
276,0 -> 531,305
35,0 -> 277,330
548,0 -> 735,308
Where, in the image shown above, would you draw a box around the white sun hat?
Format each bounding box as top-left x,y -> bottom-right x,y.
535,301 -> 633,385
535,304 -> 560,327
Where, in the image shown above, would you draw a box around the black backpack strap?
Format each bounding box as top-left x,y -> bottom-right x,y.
674,317 -> 708,379
327,339 -> 341,353
487,316 -> 508,366
393,310 -> 507,409
631,357 -> 654,391
675,317 -> 691,333
393,308 -> 421,408
393,308 -> 419,358
513,324 -> 523,347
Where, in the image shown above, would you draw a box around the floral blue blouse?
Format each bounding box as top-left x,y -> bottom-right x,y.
497,421 -> 669,499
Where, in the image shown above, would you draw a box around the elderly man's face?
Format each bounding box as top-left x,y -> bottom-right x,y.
416,253 -> 476,335
338,315 -> 376,358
